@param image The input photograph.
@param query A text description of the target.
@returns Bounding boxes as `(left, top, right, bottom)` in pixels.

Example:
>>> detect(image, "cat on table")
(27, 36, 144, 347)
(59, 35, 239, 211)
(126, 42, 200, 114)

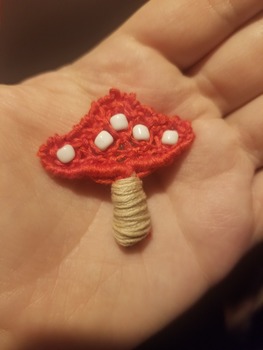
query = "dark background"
(0, 0, 147, 83)
(1, 1, 263, 349)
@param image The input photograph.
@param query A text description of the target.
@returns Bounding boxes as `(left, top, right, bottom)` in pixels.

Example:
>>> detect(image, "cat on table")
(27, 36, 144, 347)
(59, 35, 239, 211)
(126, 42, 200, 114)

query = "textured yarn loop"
(111, 176, 151, 247)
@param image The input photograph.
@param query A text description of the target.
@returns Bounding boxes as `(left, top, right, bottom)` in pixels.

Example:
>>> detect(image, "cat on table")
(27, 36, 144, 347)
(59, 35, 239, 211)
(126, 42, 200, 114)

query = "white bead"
(110, 113, 129, 131)
(56, 144, 75, 163)
(94, 130, 114, 151)
(132, 124, 150, 141)
(161, 130, 179, 145)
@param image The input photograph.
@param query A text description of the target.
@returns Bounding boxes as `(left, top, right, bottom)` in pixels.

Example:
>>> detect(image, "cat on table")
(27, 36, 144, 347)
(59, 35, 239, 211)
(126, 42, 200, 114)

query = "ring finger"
(190, 14, 263, 117)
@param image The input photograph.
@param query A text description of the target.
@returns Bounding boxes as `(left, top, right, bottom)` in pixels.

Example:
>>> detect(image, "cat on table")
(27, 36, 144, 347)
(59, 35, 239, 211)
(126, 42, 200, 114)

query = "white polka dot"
(161, 130, 179, 145)
(132, 124, 150, 141)
(56, 144, 75, 163)
(110, 113, 129, 131)
(94, 130, 114, 151)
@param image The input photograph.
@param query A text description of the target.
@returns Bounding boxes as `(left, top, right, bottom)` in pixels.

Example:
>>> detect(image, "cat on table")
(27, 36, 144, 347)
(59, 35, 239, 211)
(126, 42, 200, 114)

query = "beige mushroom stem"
(111, 176, 151, 247)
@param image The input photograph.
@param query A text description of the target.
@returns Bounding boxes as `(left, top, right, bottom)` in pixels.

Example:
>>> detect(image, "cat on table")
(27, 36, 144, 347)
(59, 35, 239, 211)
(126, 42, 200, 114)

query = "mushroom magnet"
(38, 89, 195, 247)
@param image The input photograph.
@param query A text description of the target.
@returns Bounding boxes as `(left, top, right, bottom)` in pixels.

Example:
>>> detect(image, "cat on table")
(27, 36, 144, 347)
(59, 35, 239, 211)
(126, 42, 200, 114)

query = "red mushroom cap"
(38, 89, 195, 184)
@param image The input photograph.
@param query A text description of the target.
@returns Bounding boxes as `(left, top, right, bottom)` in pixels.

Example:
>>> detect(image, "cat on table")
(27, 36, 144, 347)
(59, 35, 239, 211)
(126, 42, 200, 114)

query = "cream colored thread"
(111, 176, 151, 247)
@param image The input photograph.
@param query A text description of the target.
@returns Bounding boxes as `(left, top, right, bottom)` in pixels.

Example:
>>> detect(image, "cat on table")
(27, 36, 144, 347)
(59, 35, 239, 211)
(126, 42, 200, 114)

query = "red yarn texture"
(38, 89, 195, 184)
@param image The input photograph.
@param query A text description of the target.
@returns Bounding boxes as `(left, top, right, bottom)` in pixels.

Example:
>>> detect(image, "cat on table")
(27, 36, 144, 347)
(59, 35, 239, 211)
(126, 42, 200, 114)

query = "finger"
(252, 170, 263, 243)
(123, 0, 263, 70)
(191, 14, 263, 116)
(227, 95, 263, 169)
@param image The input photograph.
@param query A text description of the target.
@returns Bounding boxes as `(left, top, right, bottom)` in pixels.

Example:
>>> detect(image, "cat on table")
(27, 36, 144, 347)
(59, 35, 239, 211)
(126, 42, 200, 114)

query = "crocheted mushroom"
(38, 89, 194, 246)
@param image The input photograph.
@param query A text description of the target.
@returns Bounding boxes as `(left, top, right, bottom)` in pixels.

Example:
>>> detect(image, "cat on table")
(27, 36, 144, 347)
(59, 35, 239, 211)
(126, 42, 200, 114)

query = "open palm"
(1, 0, 263, 348)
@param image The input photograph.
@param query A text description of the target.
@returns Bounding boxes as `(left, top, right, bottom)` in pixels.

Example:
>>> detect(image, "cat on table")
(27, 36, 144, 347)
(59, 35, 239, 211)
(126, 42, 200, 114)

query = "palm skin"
(0, 0, 263, 348)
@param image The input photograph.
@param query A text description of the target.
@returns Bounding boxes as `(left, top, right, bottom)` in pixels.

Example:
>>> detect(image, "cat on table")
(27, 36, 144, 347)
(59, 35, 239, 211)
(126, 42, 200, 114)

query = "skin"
(0, 0, 263, 348)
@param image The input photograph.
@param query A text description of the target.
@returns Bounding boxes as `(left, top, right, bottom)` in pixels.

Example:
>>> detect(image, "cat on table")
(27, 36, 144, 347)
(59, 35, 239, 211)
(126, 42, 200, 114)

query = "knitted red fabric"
(38, 89, 194, 184)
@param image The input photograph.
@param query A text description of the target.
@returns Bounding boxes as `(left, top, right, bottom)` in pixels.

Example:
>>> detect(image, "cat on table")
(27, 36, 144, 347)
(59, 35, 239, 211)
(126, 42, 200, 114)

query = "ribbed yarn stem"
(111, 176, 151, 247)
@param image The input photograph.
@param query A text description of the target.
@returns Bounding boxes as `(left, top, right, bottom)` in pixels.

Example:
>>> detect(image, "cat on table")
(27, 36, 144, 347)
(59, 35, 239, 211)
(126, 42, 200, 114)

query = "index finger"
(123, 0, 263, 70)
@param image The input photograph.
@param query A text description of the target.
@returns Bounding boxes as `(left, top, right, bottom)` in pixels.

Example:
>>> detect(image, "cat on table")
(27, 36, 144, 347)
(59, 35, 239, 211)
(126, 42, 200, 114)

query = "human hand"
(0, 0, 263, 348)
